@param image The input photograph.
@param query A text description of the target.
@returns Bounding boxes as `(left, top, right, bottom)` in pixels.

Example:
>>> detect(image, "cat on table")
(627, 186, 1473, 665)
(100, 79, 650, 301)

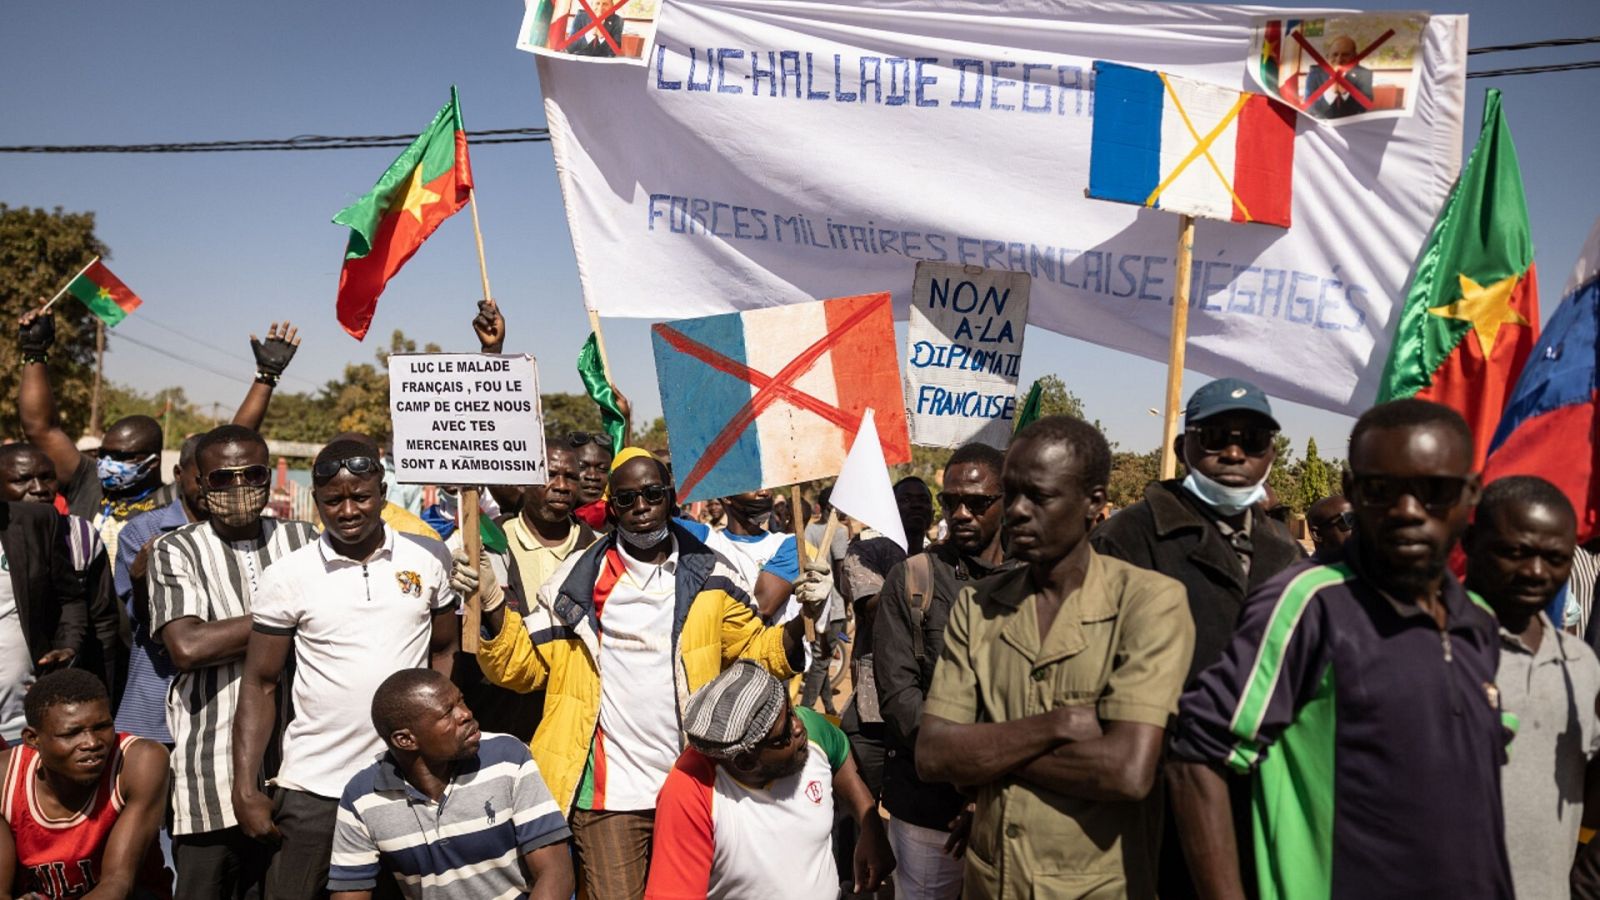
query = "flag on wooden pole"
(60, 259, 142, 327)
(829, 409, 908, 552)
(334, 87, 474, 340)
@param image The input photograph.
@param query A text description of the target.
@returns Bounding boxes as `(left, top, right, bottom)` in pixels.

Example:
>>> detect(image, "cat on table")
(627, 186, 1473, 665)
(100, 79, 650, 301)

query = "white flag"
(829, 409, 908, 552)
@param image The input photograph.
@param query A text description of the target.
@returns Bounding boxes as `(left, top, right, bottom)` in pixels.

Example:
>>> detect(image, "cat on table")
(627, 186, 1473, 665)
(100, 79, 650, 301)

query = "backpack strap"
(906, 553, 935, 666)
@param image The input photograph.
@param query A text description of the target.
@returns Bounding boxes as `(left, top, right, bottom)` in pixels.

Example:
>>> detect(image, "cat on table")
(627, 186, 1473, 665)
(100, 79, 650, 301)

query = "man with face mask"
(646, 661, 893, 899)
(16, 312, 299, 561)
(681, 488, 803, 622)
(1092, 377, 1302, 897)
(474, 448, 817, 900)
(146, 424, 317, 900)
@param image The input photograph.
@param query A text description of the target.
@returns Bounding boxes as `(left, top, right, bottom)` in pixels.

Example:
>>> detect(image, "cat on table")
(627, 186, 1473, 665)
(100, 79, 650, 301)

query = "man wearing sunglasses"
(146, 424, 317, 899)
(648, 661, 893, 899)
(869, 442, 1014, 899)
(1170, 399, 1514, 900)
(1307, 495, 1356, 564)
(475, 448, 813, 899)
(1463, 476, 1597, 900)
(1092, 377, 1303, 896)
(680, 488, 804, 623)
(233, 434, 460, 900)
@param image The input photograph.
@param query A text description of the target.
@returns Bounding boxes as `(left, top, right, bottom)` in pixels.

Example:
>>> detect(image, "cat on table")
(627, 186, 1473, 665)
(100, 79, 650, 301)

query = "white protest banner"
(535, 0, 1467, 416)
(906, 262, 1030, 448)
(389, 353, 547, 485)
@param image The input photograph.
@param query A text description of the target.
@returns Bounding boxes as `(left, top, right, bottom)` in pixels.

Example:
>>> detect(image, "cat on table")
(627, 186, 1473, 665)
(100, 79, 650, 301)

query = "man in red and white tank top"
(0, 669, 170, 900)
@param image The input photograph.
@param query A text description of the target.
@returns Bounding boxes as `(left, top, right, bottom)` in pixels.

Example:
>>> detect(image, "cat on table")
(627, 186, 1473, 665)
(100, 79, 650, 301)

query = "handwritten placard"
(905, 262, 1031, 449)
(389, 353, 547, 485)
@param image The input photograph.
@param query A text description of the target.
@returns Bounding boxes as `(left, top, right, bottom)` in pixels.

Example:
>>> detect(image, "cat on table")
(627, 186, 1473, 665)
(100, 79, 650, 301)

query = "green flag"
(1013, 381, 1043, 434)
(577, 333, 627, 455)
(479, 514, 508, 555)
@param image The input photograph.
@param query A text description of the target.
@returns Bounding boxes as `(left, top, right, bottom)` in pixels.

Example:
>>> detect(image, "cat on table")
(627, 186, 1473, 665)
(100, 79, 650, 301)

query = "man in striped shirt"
(148, 424, 316, 900)
(329, 668, 573, 900)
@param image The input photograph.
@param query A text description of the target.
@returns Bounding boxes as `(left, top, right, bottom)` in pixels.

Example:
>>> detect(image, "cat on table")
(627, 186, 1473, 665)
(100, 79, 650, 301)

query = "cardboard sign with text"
(389, 353, 547, 485)
(906, 263, 1031, 448)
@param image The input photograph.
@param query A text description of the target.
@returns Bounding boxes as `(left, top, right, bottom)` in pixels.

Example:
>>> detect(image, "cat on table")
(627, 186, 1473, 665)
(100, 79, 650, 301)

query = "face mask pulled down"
(205, 486, 269, 529)
(1182, 469, 1269, 517)
(617, 522, 671, 550)
(97, 454, 159, 492)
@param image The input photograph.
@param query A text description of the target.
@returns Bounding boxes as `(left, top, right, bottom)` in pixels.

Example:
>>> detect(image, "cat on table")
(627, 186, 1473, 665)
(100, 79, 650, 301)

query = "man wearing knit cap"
(646, 661, 893, 899)
(471, 448, 820, 899)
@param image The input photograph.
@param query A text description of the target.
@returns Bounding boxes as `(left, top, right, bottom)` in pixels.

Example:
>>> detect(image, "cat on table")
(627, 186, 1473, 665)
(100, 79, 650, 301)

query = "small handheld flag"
(577, 333, 628, 456)
(1088, 62, 1297, 228)
(46, 258, 143, 327)
(334, 87, 474, 340)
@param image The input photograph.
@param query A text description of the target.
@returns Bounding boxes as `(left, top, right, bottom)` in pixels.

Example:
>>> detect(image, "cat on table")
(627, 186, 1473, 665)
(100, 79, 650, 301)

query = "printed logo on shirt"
(805, 780, 824, 805)
(395, 570, 422, 597)
(1483, 682, 1500, 710)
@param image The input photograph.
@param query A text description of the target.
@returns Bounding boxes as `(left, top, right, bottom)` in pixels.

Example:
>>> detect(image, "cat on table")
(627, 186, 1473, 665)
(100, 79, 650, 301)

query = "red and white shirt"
(646, 707, 849, 900)
(1, 733, 171, 899)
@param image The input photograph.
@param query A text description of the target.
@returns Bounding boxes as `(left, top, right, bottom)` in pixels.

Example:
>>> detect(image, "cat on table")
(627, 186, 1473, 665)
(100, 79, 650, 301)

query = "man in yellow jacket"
(464, 448, 817, 900)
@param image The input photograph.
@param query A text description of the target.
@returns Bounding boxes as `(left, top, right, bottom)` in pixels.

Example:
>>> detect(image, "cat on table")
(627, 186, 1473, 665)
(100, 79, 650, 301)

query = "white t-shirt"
(589, 546, 682, 811)
(251, 526, 458, 798)
(0, 549, 30, 742)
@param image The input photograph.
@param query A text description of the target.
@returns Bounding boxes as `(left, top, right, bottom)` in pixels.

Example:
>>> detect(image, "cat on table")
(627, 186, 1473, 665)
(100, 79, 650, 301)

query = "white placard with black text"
(906, 262, 1030, 448)
(389, 353, 547, 485)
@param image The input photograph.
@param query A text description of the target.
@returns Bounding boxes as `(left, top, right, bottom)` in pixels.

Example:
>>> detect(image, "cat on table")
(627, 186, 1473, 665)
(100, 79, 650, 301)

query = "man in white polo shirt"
(646, 661, 893, 899)
(231, 434, 460, 900)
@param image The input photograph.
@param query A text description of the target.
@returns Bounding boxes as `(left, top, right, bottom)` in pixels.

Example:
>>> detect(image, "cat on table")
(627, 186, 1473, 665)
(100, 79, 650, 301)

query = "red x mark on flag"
(653, 297, 887, 499)
(554, 0, 627, 56)
(1293, 28, 1394, 112)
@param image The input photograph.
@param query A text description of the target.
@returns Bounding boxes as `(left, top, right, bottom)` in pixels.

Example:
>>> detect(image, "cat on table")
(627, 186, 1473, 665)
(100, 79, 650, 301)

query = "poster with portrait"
(1248, 14, 1429, 124)
(516, 0, 660, 63)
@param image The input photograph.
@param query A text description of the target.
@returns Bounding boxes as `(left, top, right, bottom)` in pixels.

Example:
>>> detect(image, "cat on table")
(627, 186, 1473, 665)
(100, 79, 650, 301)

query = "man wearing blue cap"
(1091, 376, 1302, 898)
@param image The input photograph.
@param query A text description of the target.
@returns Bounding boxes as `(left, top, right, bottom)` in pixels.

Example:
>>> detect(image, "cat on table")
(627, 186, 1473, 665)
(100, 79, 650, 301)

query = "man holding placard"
(474, 448, 818, 899)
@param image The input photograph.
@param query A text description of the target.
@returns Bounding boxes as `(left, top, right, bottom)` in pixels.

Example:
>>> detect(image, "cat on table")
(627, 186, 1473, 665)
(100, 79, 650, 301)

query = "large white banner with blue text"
(537, 0, 1467, 415)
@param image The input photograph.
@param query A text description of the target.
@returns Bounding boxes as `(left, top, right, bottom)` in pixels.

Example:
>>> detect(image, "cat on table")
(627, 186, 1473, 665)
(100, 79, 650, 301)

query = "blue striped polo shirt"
(328, 733, 570, 898)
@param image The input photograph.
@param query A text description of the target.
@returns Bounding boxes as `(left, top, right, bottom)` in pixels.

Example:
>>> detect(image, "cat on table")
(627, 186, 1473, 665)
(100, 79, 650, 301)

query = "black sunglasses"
(1350, 474, 1469, 513)
(937, 492, 1001, 516)
(567, 432, 611, 448)
(204, 464, 271, 490)
(1314, 510, 1356, 532)
(610, 484, 669, 508)
(1186, 424, 1276, 456)
(313, 456, 381, 480)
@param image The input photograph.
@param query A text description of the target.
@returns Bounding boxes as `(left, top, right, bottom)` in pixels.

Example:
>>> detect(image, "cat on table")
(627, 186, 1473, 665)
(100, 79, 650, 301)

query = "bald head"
(1327, 35, 1358, 66)
(102, 415, 163, 456)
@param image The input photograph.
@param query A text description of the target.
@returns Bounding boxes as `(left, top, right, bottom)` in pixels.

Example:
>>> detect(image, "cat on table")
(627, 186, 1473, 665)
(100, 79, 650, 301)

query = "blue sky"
(5, 0, 1598, 459)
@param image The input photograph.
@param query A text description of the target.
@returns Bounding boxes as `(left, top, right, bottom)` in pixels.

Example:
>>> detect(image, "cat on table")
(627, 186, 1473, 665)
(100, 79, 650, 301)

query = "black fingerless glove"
(18, 315, 55, 357)
(251, 333, 298, 378)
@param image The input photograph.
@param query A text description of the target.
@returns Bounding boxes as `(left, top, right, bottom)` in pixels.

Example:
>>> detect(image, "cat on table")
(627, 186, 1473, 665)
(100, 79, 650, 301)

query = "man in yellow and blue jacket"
(462, 448, 816, 900)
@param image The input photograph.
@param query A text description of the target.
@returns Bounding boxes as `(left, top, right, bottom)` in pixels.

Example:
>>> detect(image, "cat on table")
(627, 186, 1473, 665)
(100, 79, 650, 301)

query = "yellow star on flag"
(390, 164, 441, 224)
(96, 287, 113, 302)
(1426, 272, 1529, 357)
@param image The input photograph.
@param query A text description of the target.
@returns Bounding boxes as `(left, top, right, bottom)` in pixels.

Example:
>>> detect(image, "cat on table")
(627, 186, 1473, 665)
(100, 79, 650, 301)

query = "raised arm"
(472, 299, 505, 354)
(231, 321, 300, 430)
(16, 311, 82, 484)
(231, 629, 292, 844)
(84, 739, 169, 899)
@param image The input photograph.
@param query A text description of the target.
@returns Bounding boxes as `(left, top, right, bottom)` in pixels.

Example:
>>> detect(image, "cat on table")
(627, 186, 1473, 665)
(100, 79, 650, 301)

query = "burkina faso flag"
(1377, 89, 1539, 468)
(65, 259, 143, 327)
(334, 87, 473, 340)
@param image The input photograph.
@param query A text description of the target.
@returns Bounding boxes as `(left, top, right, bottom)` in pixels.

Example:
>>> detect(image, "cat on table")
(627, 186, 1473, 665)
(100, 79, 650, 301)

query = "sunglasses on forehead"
(204, 464, 271, 490)
(566, 432, 611, 448)
(312, 456, 381, 480)
(610, 484, 669, 508)
(1186, 424, 1276, 456)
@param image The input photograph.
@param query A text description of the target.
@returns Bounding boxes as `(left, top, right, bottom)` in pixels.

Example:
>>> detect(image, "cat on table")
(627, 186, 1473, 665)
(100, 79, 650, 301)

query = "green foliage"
(0, 206, 110, 439)
(1107, 448, 1162, 507)
(1029, 374, 1086, 421)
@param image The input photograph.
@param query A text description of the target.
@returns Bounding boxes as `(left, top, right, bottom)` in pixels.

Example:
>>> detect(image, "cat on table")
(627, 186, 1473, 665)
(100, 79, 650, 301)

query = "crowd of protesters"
(1, 297, 1598, 900)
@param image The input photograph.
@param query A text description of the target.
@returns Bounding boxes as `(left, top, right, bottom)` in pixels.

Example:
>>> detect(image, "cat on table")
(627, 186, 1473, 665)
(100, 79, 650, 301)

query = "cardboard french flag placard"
(651, 293, 911, 502)
(1088, 61, 1297, 228)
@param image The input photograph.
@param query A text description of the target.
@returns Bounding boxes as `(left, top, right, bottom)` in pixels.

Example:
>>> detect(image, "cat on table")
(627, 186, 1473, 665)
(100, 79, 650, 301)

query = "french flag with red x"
(651, 293, 911, 502)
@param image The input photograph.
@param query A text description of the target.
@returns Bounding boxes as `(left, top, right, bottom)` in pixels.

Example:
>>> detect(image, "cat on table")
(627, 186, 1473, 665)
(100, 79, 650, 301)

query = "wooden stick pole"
(461, 188, 493, 653)
(460, 489, 482, 654)
(89, 321, 105, 435)
(586, 308, 614, 379)
(40, 256, 99, 314)
(788, 485, 816, 641)
(1158, 214, 1197, 480)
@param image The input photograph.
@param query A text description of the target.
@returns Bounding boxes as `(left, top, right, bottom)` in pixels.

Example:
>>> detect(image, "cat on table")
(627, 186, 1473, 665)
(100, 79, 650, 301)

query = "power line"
(1469, 35, 1600, 55)
(109, 329, 256, 386)
(1468, 60, 1600, 78)
(124, 315, 324, 391)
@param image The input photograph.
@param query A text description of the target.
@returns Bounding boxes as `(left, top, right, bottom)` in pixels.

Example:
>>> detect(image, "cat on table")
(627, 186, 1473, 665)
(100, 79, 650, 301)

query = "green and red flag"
(334, 87, 473, 340)
(577, 332, 627, 456)
(1377, 89, 1539, 468)
(62, 258, 142, 327)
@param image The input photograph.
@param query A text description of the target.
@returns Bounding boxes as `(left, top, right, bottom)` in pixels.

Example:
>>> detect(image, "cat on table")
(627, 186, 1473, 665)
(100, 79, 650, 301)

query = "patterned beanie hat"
(682, 660, 789, 760)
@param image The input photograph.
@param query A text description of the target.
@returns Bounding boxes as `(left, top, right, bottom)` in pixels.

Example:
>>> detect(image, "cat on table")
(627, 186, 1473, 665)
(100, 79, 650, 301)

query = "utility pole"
(88, 321, 105, 435)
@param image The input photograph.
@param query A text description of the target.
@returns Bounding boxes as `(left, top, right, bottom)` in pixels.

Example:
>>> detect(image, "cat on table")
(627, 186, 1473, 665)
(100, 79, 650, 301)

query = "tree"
(0, 205, 111, 439)
(1107, 447, 1162, 507)
(1294, 437, 1336, 512)
(1027, 374, 1086, 420)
